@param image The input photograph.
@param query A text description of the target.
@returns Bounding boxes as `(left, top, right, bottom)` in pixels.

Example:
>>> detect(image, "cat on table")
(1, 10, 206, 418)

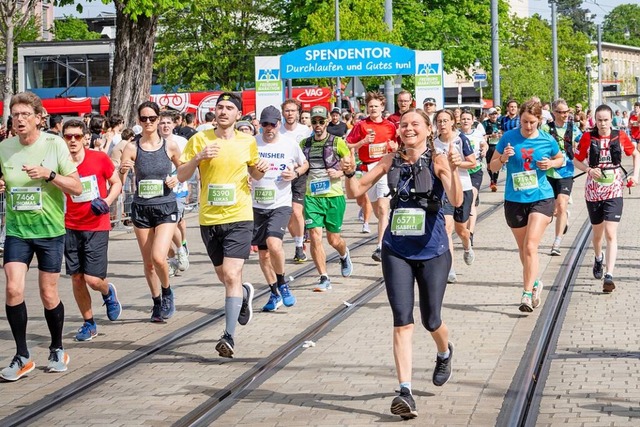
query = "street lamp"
(613, 61, 619, 95)
(585, 54, 592, 111)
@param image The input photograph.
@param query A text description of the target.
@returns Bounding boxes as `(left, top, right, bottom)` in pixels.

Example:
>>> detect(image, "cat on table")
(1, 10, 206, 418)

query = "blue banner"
(281, 40, 416, 79)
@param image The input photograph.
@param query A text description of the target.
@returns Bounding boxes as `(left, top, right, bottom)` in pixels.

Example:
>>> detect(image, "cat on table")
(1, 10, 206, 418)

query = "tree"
(53, 15, 102, 41)
(0, 0, 38, 125)
(602, 4, 640, 47)
(555, 0, 595, 37)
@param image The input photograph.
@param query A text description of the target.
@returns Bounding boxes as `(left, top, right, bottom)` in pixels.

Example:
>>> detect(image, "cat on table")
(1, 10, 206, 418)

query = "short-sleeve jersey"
(346, 118, 397, 164)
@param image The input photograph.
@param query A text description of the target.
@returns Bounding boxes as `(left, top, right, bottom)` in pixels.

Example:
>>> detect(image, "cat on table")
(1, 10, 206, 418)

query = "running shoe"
(463, 248, 475, 265)
(262, 293, 283, 312)
(358, 208, 364, 223)
(168, 258, 179, 277)
(490, 183, 497, 192)
(177, 247, 189, 271)
(161, 288, 176, 319)
(340, 248, 353, 277)
(593, 256, 604, 280)
(215, 332, 235, 358)
(238, 282, 254, 325)
(447, 271, 457, 284)
(433, 342, 454, 386)
(293, 246, 307, 263)
(0, 354, 35, 381)
(313, 276, 332, 292)
(361, 222, 371, 233)
(390, 386, 418, 420)
(603, 274, 616, 293)
(75, 321, 98, 341)
(46, 348, 70, 373)
(102, 283, 122, 321)
(532, 280, 544, 309)
(278, 283, 296, 307)
(150, 303, 164, 323)
(372, 247, 382, 262)
(519, 291, 533, 313)
(550, 243, 561, 256)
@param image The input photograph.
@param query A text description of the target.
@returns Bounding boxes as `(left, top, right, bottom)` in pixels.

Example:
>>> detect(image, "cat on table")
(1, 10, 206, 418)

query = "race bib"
(489, 137, 499, 145)
(368, 143, 387, 159)
(138, 179, 164, 199)
(310, 177, 331, 195)
(594, 171, 615, 186)
(254, 186, 276, 204)
(512, 170, 538, 191)
(391, 208, 426, 236)
(71, 175, 99, 203)
(11, 187, 42, 211)
(207, 183, 236, 206)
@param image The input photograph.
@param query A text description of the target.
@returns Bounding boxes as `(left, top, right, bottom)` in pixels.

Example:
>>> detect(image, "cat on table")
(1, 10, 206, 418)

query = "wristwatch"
(45, 171, 57, 183)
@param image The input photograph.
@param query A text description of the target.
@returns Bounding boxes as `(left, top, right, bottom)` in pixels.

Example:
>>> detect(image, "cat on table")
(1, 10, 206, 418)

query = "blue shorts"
(3, 235, 65, 273)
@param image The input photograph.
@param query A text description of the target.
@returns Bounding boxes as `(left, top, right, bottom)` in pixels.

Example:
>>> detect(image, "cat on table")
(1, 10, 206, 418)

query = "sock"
(523, 291, 532, 297)
(554, 236, 562, 245)
(399, 382, 412, 392)
(182, 240, 187, 246)
(152, 296, 162, 306)
(162, 286, 172, 296)
(44, 301, 65, 350)
(6, 302, 29, 358)
(341, 248, 350, 260)
(225, 296, 242, 338)
(438, 349, 451, 359)
(320, 274, 329, 281)
(293, 236, 303, 247)
(85, 317, 96, 325)
(276, 273, 286, 285)
(596, 254, 604, 261)
(269, 282, 278, 295)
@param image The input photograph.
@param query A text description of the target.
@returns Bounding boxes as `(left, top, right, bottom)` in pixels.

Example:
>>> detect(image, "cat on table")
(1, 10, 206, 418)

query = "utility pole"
(335, 0, 341, 109)
(550, 0, 559, 99)
(491, 0, 500, 109)
(384, 0, 394, 109)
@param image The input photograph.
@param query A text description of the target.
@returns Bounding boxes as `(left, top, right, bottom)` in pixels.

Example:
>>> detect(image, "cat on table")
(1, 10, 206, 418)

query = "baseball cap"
(310, 106, 328, 119)
(422, 97, 436, 105)
(488, 108, 498, 114)
(259, 106, 281, 125)
(330, 107, 341, 115)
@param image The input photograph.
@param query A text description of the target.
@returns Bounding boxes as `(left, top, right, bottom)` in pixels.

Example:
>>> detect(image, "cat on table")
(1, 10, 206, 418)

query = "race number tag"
(512, 170, 538, 191)
(11, 187, 42, 211)
(207, 183, 236, 206)
(489, 137, 499, 145)
(71, 175, 99, 203)
(254, 186, 276, 204)
(391, 208, 426, 236)
(310, 177, 331, 195)
(138, 179, 164, 198)
(368, 143, 387, 159)
(594, 171, 615, 186)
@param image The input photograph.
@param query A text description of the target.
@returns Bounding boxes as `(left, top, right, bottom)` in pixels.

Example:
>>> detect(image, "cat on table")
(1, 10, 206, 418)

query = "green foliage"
(53, 15, 101, 41)
(602, 4, 640, 47)
(54, 0, 189, 21)
(555, 0, 595, 37)
(0, 14, 40, 62)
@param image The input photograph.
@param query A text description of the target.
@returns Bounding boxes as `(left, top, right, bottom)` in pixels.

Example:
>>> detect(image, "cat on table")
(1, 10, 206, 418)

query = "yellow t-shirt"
(180, 129, 259, 225)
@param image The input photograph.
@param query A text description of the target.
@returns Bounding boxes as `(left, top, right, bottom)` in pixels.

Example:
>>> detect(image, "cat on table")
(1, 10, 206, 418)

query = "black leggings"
(381, 247, 451, 331)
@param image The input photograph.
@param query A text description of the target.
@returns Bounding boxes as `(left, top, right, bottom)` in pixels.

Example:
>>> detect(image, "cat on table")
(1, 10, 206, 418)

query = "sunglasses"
(139, 115, 158, 123)
(261, 122, 277, 128)
(63, 134, 84, 142)
(311, 119, 326, 125)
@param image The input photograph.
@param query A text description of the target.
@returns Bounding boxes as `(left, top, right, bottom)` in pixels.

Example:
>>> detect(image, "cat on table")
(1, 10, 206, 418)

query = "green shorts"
(304, 195, 346, 233)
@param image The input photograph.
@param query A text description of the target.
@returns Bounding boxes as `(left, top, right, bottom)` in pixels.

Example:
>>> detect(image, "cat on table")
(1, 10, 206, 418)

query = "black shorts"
(547, 176, 573, 198)
(252, 206, 293, 250)
(586, 197, 623, 225)
(131, 201, 178, 229)
(291, 175, 307, 205)
(64, 229, 109, 278)
(443, 189, 474, 223)
(470, 170, 483, 192)
(200, 220, 253, 267)
(3, 235, 65, 273)
(504, 198, 555, 229)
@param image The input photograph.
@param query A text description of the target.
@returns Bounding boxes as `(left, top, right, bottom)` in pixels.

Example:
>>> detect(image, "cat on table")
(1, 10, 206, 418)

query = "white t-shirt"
(279, 122, 311, 145)
(435, 133, 473, 191)
(252, 134, 306, 209)
(196, 123, 215, 132)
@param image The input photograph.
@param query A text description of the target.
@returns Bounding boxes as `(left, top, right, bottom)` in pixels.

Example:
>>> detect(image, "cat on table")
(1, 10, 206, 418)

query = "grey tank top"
(133, 138, 176, 205)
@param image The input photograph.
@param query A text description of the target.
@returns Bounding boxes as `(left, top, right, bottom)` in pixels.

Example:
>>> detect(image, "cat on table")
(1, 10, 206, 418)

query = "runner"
(118, 101, 182, 323)
(62, 119, 123, 341)
(177, 92, 270, 358)
(0, 92, 82, 381)
(341, 108, 462, 420)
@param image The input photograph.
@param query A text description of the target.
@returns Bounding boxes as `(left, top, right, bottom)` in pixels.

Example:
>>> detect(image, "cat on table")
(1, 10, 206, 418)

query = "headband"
(216, 93, 242, 111)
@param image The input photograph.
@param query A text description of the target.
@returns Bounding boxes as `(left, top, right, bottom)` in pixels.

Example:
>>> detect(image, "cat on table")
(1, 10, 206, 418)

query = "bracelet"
(119, 168, 127, 174)
(344, 171, 356, 178)
(500, 156, 507, 164)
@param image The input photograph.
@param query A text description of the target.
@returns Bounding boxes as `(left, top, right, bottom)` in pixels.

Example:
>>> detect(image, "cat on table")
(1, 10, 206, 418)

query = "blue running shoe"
(278, 283, 296, 307)
(150, 303, 164, 323)
(313, 276, 332, 292)
(340, 248, 353, 277)
(75, 321, 98, 341)
(263, 293, 282, 312)
(102, 283, 122, 321)
(161, 288, 176, 319)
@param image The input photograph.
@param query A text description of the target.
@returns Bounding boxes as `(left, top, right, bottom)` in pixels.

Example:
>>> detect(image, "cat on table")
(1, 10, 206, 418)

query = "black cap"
(331, 107, 341, 115)
(422, 97, 436, 105)
(259, 106, 281, 125)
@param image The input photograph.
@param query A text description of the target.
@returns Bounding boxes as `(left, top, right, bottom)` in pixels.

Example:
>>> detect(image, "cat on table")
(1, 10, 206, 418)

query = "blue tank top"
(133, 138, 176, 206)
(382, 161, 449, 260)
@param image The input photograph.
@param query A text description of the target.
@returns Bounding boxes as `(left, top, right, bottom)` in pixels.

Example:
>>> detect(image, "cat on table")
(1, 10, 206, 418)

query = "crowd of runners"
(0, 88, 639, 421)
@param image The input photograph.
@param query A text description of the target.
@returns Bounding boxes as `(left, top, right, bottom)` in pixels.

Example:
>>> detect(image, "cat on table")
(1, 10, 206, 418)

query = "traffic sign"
(473, 73, 487, 82)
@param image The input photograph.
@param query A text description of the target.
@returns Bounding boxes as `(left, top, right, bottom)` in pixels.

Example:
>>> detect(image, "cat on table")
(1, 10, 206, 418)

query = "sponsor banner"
(255, 56, 283, 118)
(414, 50, 444, 109)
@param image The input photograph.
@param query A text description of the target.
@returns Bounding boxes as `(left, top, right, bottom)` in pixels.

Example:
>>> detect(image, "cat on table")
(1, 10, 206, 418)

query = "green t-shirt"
(300, 135, 350, 197)
(0, 132, 77, 238)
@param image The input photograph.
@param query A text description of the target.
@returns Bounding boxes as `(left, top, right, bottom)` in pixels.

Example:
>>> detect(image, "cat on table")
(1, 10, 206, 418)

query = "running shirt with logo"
(279, 122, 311, 145)
(133, 139, 176, 206)
(300, 135, 350, 198)
(346, 118, 397, 165)
(180, 129, 259, 225)
(541, 122, 581, 179)
(0, 132, 77, 238)
(434, 133, 474, 191)
(462, 129, 485, 174)
(496, 129, 559, 203)
(252, 134, 306, 209)
(574, 131, 635, 202)
(65, 149, 114, 231)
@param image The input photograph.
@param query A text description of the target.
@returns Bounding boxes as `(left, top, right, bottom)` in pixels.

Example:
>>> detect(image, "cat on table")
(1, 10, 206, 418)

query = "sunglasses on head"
(139, 115, 158, 123)
(63, 133, 84, 142)
(311, 119, 326, 125)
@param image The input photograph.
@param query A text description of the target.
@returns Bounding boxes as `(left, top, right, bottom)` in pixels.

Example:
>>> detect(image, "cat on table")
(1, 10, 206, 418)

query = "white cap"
(132, 124, 143, 135)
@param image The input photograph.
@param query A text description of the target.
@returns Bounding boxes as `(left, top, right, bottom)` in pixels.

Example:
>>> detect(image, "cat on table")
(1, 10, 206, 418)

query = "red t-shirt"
(65, 149, 115, 231)
(387, 113, 401, 127)
(629, 112, 640, 141)
(346, 117, 397, 164)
